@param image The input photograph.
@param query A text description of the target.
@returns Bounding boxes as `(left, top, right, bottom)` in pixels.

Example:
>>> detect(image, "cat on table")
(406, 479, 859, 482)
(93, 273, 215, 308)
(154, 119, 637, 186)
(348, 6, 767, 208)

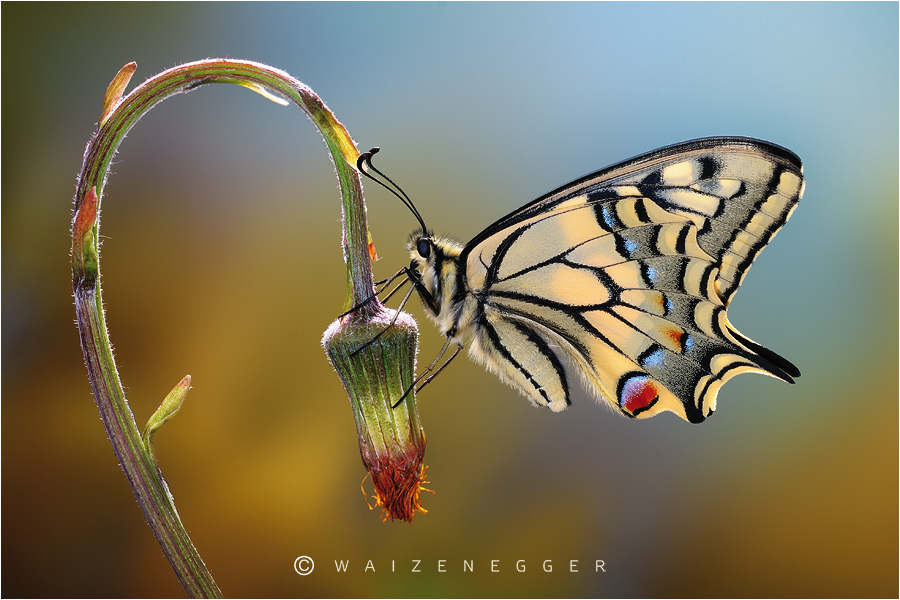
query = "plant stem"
(72, 59, 371, 597)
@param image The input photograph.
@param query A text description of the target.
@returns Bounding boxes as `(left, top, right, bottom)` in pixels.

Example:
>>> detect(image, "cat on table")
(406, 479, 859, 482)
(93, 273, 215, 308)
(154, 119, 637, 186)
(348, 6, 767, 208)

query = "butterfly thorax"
(407, 234, 470, 339)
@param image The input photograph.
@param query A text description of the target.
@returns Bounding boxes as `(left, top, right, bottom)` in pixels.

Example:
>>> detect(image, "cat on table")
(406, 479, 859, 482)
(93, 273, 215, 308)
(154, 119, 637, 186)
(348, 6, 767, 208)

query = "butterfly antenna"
(357, 148, 428, 234)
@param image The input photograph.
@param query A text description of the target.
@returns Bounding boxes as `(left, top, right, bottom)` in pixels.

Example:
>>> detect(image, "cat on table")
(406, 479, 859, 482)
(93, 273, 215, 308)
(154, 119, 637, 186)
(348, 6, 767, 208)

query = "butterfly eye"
(417, 238, 431, 259)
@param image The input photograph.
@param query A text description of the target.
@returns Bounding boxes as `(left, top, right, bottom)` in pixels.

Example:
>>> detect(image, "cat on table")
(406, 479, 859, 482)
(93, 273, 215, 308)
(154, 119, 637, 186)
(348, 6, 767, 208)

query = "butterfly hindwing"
(451, 138, 803, 422)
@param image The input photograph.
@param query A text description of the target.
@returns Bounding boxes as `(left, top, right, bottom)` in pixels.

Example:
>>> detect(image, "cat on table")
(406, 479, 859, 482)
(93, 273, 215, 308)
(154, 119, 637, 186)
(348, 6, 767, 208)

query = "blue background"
(3, 3, 897, 597)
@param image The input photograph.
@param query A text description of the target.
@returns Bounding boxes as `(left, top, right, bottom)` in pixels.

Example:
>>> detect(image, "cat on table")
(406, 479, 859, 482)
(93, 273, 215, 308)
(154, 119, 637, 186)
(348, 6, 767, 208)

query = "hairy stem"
(72, 59, 371, 597)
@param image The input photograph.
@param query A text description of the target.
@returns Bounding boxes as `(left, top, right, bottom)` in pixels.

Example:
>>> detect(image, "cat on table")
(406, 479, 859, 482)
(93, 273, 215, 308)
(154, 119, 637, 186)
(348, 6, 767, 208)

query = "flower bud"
(322, 304, 429, 522)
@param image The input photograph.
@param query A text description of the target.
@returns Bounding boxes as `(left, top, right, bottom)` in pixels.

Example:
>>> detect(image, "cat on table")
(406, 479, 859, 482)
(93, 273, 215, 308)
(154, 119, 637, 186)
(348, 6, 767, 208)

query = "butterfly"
(360, 137, 803, 423)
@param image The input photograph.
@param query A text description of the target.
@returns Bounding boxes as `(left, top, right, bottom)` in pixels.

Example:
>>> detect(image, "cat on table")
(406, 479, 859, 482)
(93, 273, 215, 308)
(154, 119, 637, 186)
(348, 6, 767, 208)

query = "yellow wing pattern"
(456, 138, 803, 422)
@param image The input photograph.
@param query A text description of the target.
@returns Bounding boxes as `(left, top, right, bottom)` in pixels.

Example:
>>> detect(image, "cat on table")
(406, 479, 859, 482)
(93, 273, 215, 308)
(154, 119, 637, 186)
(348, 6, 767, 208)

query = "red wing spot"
(621, 376, 660, 416)
(661, 325, 686, 351)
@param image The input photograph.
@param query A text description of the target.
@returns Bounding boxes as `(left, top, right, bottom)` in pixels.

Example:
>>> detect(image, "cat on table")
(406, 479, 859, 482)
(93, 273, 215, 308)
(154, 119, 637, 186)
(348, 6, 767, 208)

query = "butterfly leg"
(350, 258, 444, 357)
(414, 341, 463, 394)
(391, 335, 463, 408)
(374, 270, 417, 306)
(350, 281, 418, 357)
(337, 266, 411, 319)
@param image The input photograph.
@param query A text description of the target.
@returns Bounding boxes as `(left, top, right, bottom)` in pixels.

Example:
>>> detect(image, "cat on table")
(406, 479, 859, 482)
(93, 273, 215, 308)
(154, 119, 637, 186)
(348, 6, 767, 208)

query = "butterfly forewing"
(453, 137, 803, 422)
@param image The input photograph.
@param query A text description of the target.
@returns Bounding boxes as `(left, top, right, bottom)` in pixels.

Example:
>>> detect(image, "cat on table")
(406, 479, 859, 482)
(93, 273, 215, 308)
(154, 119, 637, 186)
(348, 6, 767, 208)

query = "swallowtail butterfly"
(363, 137, 803, 423)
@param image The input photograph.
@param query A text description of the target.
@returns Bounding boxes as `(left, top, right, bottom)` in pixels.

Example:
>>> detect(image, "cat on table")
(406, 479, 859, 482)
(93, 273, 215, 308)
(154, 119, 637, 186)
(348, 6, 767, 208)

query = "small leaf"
(72, 187, 99, 277)
(142, 375, 191, 462)
(73, 186, 98, 241)
(100, 62, 137, 125)
(367, 231, 378, 262)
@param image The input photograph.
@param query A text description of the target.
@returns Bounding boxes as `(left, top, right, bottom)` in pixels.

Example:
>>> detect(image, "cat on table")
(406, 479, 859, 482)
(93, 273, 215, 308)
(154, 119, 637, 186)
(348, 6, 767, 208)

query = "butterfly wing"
(459, 137, 803, 422)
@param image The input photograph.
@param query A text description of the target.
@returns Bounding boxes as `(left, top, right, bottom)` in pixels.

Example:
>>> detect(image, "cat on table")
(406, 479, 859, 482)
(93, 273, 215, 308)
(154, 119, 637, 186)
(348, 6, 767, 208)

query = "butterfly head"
(407, 232, 462, 268)
(408, 229, 435, 259)
(407, 231, 437, 275)
(407, 232, 464, 320)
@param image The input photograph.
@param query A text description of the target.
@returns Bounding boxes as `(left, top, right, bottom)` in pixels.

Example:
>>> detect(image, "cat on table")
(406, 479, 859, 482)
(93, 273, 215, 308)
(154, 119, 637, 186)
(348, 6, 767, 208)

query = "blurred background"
(2, 3, 897, 597)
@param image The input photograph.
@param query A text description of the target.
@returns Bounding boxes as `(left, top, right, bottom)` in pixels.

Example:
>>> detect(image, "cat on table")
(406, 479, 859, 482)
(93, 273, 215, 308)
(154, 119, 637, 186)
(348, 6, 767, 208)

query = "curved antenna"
(357, 148, 428, 234)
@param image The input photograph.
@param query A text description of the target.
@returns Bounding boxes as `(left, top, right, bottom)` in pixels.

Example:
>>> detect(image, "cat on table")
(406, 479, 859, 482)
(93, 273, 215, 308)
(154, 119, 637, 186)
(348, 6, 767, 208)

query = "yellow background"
(3, 3, 897, 597)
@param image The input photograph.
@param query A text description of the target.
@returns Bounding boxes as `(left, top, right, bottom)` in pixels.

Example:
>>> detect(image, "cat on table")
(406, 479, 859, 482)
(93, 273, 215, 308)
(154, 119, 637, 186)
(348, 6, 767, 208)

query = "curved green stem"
(71, 59, 372, 597)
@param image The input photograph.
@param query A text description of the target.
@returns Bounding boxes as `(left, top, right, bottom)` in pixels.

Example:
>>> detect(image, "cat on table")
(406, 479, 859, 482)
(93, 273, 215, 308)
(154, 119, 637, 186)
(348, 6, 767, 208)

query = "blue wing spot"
(684, 335, 695, 352)
(602, 206, 618, 230)
(641, 349, 666, 368)
(665, 296, 674, 314)
(624, 238, 639, 256)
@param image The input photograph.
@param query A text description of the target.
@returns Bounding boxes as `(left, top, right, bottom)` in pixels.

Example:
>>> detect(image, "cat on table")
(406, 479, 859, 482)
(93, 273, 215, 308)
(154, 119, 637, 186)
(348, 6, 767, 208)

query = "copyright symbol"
(294, 555, 314, 576)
